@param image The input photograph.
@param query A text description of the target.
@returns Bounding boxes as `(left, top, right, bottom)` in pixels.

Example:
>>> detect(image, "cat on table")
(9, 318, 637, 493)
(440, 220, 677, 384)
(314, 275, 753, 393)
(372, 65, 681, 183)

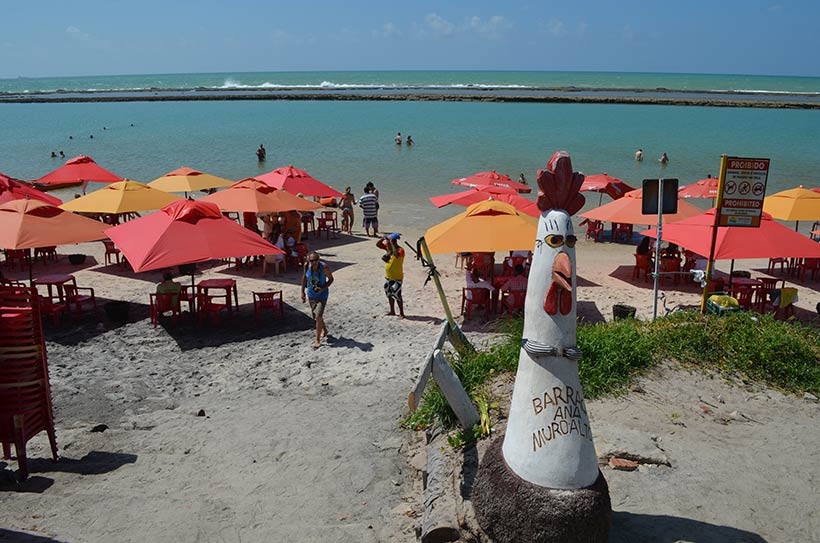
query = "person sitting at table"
(661, 242, 680, 259)
(502, 264, 528, 293)
(465, 263, 494, 300)
(285, 231, 298, 257)
(156, 270, 182, 305)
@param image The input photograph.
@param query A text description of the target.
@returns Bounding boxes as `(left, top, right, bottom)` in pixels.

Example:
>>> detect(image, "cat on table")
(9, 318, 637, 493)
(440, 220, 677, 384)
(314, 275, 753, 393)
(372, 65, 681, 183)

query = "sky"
(2, 0, 819, 78)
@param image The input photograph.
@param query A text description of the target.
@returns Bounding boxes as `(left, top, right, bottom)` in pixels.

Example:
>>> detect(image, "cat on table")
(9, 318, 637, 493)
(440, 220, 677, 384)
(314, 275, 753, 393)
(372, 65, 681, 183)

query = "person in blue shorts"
(301, 251, 334, 348)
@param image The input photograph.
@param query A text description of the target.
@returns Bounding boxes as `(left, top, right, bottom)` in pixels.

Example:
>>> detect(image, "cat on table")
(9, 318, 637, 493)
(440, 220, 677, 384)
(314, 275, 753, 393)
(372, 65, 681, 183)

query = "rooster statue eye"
(565, 235, 577, 248)
(545, 234, 564, 248)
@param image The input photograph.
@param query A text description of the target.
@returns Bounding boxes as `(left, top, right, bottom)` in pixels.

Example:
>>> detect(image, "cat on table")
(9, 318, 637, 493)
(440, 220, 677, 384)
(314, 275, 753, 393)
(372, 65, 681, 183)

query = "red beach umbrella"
(0, 173, 62, 206)
(451, 171, 532, 193)
(256, 165, 342, 198)
(429, 185, 517, 206)
(201, 178, 324, 213)
(0, 199, 106, 250)
(679, 177, 719, 199)
(104, 199, 284, 272)
(580, 173, 635, 202)
(33, 155, 122, 192)
(641, 209, 820, 260)
(429, 187, 539, 217)
(580, 189, 703, 226)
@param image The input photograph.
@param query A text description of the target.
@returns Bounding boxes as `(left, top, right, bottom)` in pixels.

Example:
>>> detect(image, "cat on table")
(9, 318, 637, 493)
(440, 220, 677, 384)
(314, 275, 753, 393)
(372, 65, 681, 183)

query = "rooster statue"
(473, 151, 611, 542)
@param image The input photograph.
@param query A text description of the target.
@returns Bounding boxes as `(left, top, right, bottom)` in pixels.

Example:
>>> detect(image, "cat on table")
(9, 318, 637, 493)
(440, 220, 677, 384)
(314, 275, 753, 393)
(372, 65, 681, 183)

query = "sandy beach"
(2, 213, 820, 542)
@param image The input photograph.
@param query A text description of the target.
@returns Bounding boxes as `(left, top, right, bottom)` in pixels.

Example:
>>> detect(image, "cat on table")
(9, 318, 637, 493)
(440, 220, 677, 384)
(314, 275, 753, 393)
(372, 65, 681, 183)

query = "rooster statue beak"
(544, 251, 573, 316)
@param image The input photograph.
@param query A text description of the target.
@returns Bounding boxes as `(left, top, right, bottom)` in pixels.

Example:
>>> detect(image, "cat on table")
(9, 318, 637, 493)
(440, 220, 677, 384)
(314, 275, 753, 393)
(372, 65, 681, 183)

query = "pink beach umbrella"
(33, 155, 122, 192)
(0, 173, 63, 206)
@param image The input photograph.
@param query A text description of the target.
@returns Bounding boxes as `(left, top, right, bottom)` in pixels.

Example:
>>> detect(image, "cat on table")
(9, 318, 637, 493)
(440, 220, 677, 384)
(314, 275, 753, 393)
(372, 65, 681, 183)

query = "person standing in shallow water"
(635, 149, 643, 162)
(394, 132, 402, 145)
(406, 135, 414, 146)
(256, 144, 266, 162)
(659, 152, 669, 165)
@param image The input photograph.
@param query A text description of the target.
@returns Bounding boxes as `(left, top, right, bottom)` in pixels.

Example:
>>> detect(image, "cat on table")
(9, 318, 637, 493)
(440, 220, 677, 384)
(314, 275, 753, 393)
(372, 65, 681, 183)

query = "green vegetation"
(405, 311, 820, 432)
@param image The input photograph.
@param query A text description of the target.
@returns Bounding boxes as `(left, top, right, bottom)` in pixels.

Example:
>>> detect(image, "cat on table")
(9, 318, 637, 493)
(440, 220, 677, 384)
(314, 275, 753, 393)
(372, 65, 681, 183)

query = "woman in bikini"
(340, 186, 356, 234)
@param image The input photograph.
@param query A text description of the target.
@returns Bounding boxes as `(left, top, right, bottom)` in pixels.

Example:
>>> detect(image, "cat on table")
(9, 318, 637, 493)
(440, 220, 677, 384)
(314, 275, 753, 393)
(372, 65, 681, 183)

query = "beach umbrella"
(641, 209, 820, 260)
(762, 187, 820, 230)
(424, 200, 538, 254)
(579, 173, 635, 204)
(33, 155, 122, 192)
(450, 170, 532, 193)
(105, 200, 283, 273)
(0, 199, 106, 250)
(201, 178, 324, 213)
(0, 173, 62, 206)
(148, 167, 233, 194)
(429, 188, 539, 217)
(580, 188, 703, 226)
(256, 165, 343, 198)
(429, 185, 517, 207)
(59, 180, 182, 214)
(679, 177, 719, 199)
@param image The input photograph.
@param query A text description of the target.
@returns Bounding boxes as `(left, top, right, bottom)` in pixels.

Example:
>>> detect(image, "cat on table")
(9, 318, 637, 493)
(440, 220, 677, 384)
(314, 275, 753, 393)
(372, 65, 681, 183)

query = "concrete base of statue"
(473, 438, 611, 543)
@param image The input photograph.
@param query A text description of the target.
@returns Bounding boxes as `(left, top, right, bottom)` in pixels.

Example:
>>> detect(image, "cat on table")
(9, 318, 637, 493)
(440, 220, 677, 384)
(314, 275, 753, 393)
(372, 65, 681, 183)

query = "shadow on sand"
(610, 510, 768, 543)
(0, 529, 70, 542)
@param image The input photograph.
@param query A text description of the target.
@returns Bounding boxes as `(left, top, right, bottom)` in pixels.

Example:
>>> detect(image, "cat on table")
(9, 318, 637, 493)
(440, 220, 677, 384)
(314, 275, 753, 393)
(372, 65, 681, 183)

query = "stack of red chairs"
(0, 286, 59, 480)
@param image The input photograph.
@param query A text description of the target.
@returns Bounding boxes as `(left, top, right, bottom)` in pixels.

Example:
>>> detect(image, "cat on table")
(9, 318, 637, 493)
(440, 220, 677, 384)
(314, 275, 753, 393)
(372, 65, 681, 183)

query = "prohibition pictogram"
(752, 182, 765, 196)
(739, 181, 751, 195)
(725, 180, 737, 194)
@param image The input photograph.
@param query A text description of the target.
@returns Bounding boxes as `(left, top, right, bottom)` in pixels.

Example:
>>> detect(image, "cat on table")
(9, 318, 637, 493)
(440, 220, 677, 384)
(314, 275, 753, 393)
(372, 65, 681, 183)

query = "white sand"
(2, 217, 819, 542)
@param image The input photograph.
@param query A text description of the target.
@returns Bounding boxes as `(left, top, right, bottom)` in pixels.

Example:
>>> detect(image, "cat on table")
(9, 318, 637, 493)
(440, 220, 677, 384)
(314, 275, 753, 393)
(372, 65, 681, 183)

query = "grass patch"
(406, 311, 820, 431)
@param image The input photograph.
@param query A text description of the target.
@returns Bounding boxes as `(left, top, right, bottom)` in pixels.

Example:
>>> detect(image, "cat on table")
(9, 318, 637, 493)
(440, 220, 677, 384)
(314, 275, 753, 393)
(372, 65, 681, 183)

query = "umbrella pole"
(701, 155, 728, 313)
(727, 260, 735, 290)
(418, 238, 470, 351)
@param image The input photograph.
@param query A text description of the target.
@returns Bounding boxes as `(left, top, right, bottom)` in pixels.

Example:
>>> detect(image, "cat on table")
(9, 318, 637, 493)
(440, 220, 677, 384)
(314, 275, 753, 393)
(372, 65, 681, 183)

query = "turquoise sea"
(2, 71, 820, 233)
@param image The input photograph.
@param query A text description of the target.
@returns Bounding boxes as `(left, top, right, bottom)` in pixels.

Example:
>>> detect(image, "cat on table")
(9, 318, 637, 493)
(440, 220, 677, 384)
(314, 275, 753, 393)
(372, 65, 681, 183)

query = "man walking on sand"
(377, 233, 405, 317)
(359, 184, 379, 237)
(301, 251, 334, 349)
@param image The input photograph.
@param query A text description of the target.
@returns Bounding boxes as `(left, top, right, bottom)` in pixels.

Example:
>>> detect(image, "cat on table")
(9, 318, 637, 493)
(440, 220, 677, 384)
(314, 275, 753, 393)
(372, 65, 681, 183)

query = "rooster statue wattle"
(473, 151, 610, 543)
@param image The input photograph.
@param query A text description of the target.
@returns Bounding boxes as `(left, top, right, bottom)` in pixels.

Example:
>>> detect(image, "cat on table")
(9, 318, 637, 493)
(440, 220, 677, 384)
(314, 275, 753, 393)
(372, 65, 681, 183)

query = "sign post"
(699, 156, 769, 312)
(642, 178, 678, 320)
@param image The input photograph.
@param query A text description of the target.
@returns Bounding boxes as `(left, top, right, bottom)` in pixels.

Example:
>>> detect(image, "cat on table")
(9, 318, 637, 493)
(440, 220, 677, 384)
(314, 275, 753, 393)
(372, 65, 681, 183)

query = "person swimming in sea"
(394, 132, 402, 145)
(406, 135, 414, 146)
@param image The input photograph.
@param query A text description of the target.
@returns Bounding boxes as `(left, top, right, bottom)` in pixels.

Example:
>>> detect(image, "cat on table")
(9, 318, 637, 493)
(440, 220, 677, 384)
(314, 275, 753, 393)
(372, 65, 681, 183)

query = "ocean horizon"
(2, 70, 820, 235)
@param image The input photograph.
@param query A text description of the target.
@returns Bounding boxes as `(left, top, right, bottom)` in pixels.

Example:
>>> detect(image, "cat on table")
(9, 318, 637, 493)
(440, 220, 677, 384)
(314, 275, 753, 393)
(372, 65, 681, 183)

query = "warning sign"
(719, 157, 769, 227)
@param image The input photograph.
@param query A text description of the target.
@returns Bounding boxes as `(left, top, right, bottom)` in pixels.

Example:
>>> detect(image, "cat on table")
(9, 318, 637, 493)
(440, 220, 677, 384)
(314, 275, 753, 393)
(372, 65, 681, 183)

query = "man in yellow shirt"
(377, 233, 405, 317)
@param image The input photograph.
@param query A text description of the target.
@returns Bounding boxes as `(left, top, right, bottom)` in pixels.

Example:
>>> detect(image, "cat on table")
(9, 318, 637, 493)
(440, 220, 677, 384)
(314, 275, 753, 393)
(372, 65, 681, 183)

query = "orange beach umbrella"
(148, 167, 233, 193)
(424, 200, 538, 254)
(201, 178, 324, 213)
(59, 180, 182, 214)
(762, 187, 820, 222)
(0, 199, 106, 250)
(580, 189, 703, 226)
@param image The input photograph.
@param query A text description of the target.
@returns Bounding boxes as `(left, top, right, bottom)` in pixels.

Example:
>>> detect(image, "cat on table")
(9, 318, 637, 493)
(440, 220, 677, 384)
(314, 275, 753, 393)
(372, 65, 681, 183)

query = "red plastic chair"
(767, 257, 787, 275)
(633, 254, 652, 282)
(461, 287, 491, 320)
(287, 243, 309, 269)
(34, 246, 58, 265)
(64, 284, 97, 316)
(4, 249, 31, 272)
(470, 253, 494, 280)
(197, 293, 229, 325)
(38, 298, 66, 327)
(797, 258, 820, 281)
(584, 220, 605, 242)
(150, 292, 181, 327)
(103, 240, 122, 266)
(253, 291, 284, 322)
(612, 223, 633, 242)
(0, 286, 59, 480)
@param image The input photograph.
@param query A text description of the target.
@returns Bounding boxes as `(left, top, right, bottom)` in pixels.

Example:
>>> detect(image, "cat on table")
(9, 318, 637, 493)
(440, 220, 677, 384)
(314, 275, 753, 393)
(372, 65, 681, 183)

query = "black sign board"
(641, 178, 679, 215)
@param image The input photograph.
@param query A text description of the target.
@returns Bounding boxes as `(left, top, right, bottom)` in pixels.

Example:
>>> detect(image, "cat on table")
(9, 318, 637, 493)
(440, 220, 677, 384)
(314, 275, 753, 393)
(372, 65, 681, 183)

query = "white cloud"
(546, 18, 566, 37)
(425, 13, 455, 36)
(467, 15, 512, 38)
(65, 26, 91, 40)
(373, 22, 400, 39)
